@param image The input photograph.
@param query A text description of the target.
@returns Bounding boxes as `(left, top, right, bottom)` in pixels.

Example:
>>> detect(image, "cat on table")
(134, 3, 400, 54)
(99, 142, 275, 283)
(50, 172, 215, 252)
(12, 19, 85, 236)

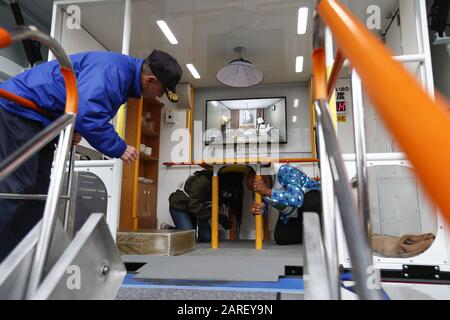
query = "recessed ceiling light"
(156, 20, 178, 45)
(186, 64, 201, 79)
(292, 115, 298, 123)
(297, 7, 309, 35)
(293, 99, 299, 108)
(295, 56, 304, 73)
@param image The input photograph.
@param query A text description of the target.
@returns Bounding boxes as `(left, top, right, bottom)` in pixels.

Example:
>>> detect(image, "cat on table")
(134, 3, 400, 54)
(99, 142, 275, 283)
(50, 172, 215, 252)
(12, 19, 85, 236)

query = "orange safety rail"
(0, 27, 78, 116)
(326, 49, 345, 101)
(61, 68, 78, 115)
(0, 28, 12, 48)
(162, 158, 320, 167)
(312, 48, 327, 100)
(0, 88, 54, 118)
(316, 0, 450, 225)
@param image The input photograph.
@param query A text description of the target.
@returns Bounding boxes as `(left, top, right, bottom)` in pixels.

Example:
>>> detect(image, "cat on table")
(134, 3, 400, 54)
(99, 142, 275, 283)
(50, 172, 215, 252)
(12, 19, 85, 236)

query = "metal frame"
(312, 9, 381, 300)
(0, 26, 78, 299)
(0, 25, 125, 300)
(303, 211, 332, 300)
(32, 214, 126, 300)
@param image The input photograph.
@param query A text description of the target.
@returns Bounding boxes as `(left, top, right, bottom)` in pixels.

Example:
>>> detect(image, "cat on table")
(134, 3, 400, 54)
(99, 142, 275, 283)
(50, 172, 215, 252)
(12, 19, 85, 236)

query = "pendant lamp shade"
(216, 47, 264, 87)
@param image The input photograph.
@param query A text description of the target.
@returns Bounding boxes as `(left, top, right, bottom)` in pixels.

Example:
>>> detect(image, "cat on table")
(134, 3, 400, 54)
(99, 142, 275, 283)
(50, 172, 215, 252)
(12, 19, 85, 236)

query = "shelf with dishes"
(139, 143, 158, 161)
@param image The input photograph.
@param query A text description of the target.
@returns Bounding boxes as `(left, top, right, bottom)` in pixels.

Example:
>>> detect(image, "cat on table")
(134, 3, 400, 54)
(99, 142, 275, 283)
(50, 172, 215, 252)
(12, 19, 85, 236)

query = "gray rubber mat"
(126, 241, 303, 282)
(116, 287, 279, 300)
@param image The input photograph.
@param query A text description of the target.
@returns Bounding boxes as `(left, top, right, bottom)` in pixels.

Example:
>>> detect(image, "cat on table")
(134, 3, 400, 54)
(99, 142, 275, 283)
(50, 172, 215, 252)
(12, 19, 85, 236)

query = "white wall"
(263, 99, 287, 142)
(205, 101, 222, 132)
(59, 12, 107, 55)
(194, 82, 312, 160)
(156, 96, 196, 227)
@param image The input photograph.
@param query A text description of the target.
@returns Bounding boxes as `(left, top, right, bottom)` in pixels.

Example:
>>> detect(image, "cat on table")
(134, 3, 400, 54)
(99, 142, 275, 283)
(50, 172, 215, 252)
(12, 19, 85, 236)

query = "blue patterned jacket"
(263, 164, 321, 223)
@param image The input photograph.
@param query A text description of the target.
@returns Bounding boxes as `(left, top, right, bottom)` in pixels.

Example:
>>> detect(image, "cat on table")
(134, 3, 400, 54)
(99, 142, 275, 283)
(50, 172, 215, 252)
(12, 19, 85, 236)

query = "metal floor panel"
(122, 241, 303, 282)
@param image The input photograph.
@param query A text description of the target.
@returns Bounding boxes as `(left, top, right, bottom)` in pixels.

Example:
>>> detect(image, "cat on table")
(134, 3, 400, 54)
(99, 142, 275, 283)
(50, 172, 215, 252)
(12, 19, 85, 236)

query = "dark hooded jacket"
(168, 170, 213, 219)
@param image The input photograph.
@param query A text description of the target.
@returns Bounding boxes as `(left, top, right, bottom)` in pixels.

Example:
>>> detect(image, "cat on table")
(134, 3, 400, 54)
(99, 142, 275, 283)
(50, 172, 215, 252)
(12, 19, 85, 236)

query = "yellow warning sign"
(337, 115, 347, 122)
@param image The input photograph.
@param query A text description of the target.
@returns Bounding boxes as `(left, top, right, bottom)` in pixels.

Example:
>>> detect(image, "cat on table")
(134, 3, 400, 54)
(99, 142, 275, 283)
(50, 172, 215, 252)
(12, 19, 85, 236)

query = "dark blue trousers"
(169, 207, 211, 242)
(0, 107, 55, 262)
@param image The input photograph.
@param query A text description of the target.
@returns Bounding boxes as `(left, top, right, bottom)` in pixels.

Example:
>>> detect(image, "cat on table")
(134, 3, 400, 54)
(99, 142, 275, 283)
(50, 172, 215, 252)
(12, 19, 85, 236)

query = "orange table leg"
(211, 173, 219, 249)
(255, 173, 263, 250)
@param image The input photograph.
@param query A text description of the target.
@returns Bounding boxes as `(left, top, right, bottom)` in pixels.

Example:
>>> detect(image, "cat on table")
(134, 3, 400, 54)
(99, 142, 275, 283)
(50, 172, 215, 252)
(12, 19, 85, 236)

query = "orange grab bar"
(0, 89, 54, 118)
(327, 49, 345, 100)
(0, 28, 12, 48)
(312, 48, 327, 100)
(0, 27, 78, 116)
(61, 67, 78, 115)
(163, 158, 320, 166)
(317, 0, 450, 225)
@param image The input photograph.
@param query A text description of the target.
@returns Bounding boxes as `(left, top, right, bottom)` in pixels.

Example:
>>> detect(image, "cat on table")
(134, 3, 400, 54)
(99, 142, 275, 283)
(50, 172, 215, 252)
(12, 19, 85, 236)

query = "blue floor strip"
(121, 273, 304, 293)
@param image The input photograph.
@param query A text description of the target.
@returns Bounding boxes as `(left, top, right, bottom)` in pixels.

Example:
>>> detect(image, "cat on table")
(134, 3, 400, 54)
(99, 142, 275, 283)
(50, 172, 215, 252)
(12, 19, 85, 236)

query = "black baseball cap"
(145, 49, 182, 103)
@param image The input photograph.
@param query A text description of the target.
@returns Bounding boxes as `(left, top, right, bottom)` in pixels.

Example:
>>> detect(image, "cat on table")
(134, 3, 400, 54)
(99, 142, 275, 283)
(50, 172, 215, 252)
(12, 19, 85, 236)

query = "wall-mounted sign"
(336, 86, 350, 115)
(337, 100, 347, 112)
(337, 115, 347, 122)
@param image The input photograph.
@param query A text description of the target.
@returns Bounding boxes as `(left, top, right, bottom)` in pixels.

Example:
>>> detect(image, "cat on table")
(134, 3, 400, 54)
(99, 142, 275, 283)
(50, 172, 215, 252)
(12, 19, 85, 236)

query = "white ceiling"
(58, 0, 399, 88)
(215, 97, 283, 110)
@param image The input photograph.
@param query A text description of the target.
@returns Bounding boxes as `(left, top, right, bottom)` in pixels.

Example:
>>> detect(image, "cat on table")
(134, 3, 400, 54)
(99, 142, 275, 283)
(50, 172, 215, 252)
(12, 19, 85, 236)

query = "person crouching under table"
(246, 164, 322, 245)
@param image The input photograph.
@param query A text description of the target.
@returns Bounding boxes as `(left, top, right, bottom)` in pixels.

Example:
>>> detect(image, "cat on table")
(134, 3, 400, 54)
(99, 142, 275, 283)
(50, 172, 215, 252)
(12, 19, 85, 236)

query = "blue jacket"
(0, 51, 144, 158)
(265, 164, 321, 223)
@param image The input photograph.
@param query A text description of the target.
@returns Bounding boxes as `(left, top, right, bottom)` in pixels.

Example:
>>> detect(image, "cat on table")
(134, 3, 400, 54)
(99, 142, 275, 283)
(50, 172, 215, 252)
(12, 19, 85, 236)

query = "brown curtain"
(256, 108, 264, 122)
(231, 110, 239, 129)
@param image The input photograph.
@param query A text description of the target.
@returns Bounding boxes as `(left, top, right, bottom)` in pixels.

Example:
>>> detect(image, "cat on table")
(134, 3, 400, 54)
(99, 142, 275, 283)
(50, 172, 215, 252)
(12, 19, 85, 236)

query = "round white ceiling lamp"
(216, 47, 264, 87)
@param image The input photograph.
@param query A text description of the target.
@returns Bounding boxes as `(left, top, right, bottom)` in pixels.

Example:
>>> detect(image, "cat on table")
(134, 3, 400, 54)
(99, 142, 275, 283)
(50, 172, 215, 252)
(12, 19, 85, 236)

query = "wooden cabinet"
(119, 97, 163, 231)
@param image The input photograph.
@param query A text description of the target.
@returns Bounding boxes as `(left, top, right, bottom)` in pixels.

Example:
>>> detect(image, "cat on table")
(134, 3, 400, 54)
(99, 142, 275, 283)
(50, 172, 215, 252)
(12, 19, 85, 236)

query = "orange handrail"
(327, 49, 345, 101)
(0, 27, 78, 116)
(163, 158, 320, 167)
(316, 0, 450, 226)
(0, 28, 12, 48)
(0, 88, 54, 118)
(312, 48, 327, 100)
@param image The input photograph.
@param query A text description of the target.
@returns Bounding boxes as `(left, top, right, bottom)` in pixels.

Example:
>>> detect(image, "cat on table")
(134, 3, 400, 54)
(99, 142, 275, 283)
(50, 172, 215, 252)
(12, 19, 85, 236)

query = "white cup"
(145, 147, 152, 156)
(140, 144, 146, 153)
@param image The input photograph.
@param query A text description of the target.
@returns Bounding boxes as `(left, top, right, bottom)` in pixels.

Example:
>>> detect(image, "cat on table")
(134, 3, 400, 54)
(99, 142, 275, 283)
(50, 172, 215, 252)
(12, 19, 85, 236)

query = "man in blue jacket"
(0, 50, 182, 261)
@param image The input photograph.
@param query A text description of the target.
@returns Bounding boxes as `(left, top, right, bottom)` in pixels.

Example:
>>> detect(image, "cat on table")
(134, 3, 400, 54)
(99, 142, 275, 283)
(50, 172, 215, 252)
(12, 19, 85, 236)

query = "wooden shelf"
(146, 97, 165, 108)
(142, 127, 159, 137)
(140, 154, 158, 162)
(120, 96, 162, 231)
